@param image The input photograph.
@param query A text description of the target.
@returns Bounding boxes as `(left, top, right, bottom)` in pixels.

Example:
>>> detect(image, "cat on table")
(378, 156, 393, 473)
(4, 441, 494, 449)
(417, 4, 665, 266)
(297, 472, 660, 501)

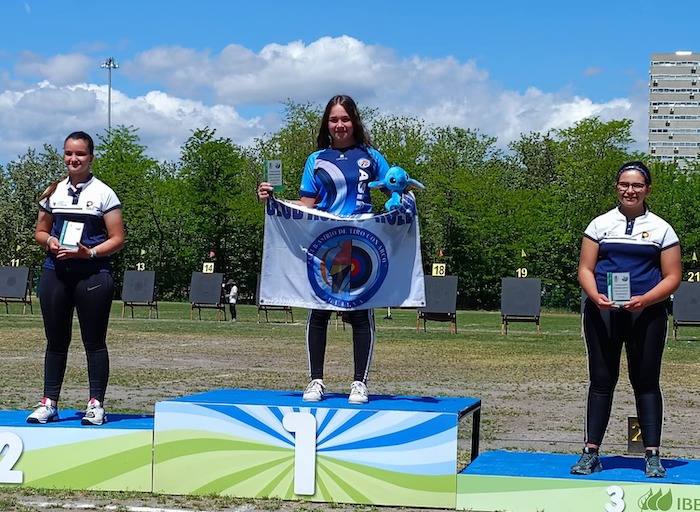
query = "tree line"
(1, 102, 699, 310)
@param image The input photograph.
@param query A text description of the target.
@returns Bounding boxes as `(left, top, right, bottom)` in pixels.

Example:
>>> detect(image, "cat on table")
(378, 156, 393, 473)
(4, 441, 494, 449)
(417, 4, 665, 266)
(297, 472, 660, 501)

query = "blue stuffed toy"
(368, 166, 425, 212)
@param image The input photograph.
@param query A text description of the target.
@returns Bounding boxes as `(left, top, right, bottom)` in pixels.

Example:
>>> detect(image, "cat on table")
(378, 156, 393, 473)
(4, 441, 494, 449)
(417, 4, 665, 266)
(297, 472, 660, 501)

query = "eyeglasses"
(616, 182, 646, 192)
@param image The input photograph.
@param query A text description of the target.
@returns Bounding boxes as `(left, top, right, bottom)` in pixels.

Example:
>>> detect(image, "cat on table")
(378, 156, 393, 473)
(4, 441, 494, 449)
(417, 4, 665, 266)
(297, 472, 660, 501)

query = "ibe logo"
(606, 486, 676, 512)
(638, 488, 673, 511)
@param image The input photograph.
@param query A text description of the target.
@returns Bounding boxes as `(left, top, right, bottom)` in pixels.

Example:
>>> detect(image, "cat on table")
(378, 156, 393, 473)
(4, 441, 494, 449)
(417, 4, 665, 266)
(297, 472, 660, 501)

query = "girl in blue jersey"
(571, 161, 681, 477)
(27, 131, 125, 426)
(258, 95, 389, 404)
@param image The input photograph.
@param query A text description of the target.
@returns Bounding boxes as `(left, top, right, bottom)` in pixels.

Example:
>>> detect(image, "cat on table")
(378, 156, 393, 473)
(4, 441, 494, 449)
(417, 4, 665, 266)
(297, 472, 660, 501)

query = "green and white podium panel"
(457, 451, 700, 512)
(0, 410, 153, 491)
(153, 389, 481, 508)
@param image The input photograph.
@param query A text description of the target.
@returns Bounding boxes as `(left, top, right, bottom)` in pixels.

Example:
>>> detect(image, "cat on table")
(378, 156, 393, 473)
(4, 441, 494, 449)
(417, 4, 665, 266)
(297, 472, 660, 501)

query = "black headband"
(617, 162, 651, 185)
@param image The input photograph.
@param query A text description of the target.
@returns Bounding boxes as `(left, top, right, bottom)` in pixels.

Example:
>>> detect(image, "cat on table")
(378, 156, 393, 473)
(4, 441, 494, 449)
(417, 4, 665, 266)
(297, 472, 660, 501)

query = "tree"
(179, 127, 260, 298)
(0, 145, 63, 273)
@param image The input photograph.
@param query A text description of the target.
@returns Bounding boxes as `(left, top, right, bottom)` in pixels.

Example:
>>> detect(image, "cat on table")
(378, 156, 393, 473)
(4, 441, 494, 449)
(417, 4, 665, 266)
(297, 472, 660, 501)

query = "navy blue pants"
(583, 300, 668, 447)
(306, 309, 376, 383)
(39, 268, 114, 403)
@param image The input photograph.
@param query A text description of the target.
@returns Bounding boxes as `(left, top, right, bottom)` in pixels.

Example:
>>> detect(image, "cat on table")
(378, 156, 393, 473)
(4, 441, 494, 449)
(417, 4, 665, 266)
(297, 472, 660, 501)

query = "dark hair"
(616, 160, 651, 185)
(39, 131, 95, 201)
(316, 95, 372, 149)
(65, 131, 95, 155)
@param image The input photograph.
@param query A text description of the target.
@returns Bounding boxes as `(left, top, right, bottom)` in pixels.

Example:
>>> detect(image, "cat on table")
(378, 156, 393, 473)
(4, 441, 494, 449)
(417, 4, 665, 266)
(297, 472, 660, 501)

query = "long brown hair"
(39, 131, 95, 202)
(316, 95, 372, 150)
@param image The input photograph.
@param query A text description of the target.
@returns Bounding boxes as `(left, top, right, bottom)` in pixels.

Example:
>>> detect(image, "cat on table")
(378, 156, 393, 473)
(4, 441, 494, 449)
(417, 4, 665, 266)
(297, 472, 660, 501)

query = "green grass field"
(1, 302, 699, 511)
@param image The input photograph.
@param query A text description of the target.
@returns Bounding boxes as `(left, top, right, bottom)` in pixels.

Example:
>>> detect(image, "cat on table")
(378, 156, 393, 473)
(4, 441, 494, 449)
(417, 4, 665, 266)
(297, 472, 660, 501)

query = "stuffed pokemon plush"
(368, 166, 425, 212)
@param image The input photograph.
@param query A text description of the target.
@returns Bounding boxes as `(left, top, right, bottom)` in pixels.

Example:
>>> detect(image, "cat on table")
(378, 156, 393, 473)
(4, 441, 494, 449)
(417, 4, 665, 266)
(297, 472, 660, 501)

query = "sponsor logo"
(638, 488, 672, 511)
(307, 227, 389, 308)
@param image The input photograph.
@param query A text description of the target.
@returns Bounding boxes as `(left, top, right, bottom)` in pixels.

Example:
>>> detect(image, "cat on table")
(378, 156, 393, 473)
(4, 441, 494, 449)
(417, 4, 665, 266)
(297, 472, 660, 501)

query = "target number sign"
(432, 263, 446, 277)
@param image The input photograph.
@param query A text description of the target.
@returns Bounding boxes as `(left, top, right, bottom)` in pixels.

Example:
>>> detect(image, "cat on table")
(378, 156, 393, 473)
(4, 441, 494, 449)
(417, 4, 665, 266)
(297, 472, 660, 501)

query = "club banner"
(260, 197, 425, 311)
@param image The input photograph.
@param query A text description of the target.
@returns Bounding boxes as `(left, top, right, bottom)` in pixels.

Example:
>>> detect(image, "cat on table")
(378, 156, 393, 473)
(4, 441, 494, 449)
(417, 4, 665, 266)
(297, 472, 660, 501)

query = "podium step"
(0, 410, 154, 491)
(154, 388, 481, 508)
(458, 450, 700, 511)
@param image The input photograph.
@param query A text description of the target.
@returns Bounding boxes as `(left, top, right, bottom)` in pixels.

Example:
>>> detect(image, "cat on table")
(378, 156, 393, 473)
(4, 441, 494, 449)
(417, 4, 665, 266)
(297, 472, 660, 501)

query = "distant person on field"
(227, 279, 238, 321)
(571, 161, 681, 478)
(27, 131, 125, 426)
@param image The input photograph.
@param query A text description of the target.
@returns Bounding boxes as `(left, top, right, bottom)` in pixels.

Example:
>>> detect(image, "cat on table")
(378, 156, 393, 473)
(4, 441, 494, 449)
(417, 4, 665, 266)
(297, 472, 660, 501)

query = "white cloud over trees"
(0, 36, 645, 163)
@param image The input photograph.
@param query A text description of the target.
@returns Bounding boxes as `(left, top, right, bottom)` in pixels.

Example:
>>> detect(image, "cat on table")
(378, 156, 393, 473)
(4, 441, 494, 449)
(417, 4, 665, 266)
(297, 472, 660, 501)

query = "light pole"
(100, 57, 119, 132)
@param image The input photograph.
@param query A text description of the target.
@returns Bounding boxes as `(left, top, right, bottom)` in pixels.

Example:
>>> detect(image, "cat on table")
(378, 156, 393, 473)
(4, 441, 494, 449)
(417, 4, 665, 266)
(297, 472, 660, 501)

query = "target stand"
(189, 272, 227, 321)
(0, 266, 33, 314)
(121, 270, 158, 319)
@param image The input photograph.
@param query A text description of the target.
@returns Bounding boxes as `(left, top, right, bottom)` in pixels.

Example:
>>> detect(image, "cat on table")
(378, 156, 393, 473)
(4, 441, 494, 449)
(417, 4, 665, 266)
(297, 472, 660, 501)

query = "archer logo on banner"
(260, 198, 425, 310)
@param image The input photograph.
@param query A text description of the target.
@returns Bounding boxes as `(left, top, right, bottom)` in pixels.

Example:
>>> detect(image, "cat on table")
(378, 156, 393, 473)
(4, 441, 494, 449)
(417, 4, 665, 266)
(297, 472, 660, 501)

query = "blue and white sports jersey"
(39, 174, 121, 271)
(584, 207, 679, 296)
(299, 145, 389, 216)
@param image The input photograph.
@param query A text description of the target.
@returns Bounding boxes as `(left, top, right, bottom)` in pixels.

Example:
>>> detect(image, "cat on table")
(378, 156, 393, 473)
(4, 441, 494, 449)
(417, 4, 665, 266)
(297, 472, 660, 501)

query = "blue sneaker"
(645, 450, 666, 478)
(570, 447, 602, 475)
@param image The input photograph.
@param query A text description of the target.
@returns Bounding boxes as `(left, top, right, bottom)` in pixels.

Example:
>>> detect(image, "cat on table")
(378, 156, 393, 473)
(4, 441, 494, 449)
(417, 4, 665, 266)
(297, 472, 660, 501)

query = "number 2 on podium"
(0, 432, 23, 483)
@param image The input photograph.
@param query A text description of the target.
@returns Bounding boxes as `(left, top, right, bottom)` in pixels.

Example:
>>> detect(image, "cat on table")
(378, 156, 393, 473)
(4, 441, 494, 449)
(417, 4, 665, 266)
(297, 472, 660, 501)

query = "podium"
(153, 389, 481, 508)
(457, 451, 700, 511)
(0, 410, 153, 491)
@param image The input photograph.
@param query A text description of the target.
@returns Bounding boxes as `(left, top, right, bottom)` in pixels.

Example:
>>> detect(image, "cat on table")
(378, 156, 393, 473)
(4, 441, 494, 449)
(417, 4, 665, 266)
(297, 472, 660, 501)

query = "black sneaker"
(645, 450, 666, 478)
(570, 447, 602, 475)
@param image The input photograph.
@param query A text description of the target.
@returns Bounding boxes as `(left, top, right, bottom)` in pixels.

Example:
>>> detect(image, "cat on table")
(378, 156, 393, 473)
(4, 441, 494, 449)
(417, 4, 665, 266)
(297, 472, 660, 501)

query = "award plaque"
(607, 272, 631, 305)
(59, 221, 85, 251)
(264, 160, 284, 192)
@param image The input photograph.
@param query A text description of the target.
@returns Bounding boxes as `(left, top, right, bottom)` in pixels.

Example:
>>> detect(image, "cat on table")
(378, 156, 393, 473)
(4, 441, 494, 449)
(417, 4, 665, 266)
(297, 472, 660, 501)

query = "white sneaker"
(348, 381, 369, 404)
(302, 379, 326, 402)
(81, 398, 107, 425)
(26, 397, 59, 424)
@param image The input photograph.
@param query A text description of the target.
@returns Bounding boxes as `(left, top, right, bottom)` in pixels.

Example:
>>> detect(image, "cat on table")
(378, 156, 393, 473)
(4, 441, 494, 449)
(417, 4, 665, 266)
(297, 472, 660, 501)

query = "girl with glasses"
(572, 161, 681, 477)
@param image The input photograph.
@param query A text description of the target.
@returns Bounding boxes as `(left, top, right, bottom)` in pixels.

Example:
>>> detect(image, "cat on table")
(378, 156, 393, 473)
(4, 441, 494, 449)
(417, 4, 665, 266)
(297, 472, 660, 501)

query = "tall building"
(649, 51, 700, 163)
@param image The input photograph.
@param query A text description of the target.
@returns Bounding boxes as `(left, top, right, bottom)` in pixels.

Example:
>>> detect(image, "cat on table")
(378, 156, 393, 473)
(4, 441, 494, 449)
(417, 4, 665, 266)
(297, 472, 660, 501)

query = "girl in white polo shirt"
(572, 161, 681, 477)
(27, 131, 125, 426)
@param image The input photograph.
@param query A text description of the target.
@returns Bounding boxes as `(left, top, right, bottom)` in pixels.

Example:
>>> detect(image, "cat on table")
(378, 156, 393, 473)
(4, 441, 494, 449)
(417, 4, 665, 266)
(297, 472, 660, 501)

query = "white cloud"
(1, 36, 647, 163)
(15, 52, 93, 85)
(0, 82, 271, 162)
(124, 36, 642, 146)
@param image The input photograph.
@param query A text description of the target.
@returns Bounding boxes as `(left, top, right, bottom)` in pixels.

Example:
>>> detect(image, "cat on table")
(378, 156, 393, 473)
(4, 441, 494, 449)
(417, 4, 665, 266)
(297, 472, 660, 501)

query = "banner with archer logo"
(260, 197, 425, 311)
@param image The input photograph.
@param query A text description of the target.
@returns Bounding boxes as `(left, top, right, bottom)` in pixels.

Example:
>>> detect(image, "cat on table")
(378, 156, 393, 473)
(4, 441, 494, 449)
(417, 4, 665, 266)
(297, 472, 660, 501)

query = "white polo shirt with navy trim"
(39, 174, 121, 271)
(584, 207, 679, 296)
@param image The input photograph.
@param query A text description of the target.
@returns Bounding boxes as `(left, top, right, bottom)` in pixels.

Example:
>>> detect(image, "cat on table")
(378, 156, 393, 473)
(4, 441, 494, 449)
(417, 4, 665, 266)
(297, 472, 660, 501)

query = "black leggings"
(39, 268, 114, 403)
(306, 309, 375, 383)
(582, 299, 668, 447)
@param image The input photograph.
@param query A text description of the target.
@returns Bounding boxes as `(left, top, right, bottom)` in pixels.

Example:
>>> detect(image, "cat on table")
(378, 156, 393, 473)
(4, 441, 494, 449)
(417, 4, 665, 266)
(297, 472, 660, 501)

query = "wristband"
(46, 236, 56, 250)
(89, 248, 97, 259)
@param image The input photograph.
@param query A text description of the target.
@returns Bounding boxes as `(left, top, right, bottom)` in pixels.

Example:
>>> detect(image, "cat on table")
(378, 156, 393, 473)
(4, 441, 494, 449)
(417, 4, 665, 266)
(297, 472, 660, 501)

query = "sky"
(1, 0, 697, 164)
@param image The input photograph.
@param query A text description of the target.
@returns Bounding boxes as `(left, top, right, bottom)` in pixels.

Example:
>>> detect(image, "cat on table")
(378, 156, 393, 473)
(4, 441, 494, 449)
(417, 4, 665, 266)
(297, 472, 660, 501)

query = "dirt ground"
(1, 308, 698, 511)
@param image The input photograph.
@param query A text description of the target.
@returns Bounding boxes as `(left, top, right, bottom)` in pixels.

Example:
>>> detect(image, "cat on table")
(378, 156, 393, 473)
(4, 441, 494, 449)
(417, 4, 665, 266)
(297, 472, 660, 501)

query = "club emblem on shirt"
(642, 231, 649, 239)
(357, 158, 371, 169)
